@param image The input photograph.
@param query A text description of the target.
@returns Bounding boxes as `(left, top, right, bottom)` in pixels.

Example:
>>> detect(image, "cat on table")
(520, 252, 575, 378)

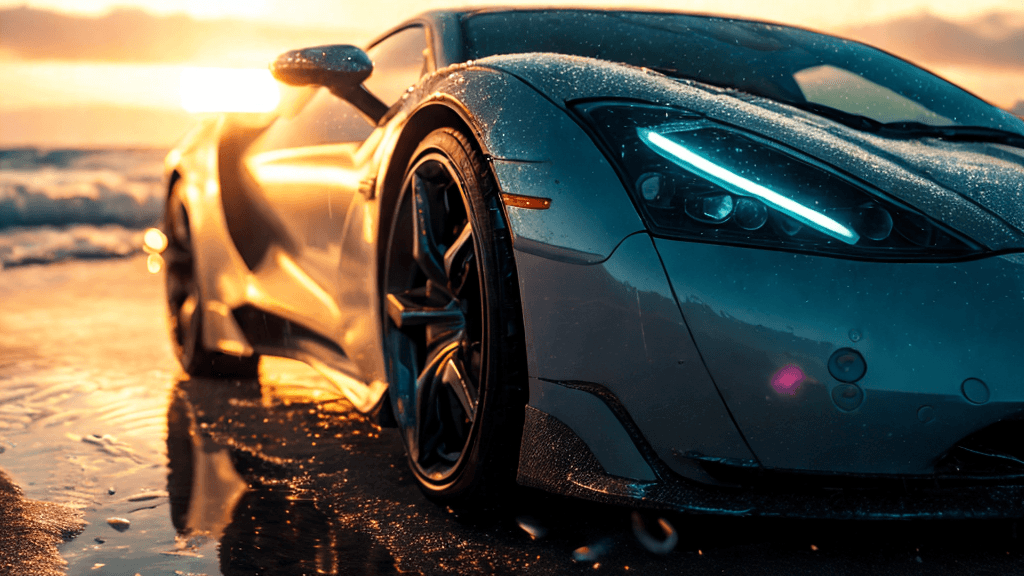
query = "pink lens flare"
(771, 364, 806, 396)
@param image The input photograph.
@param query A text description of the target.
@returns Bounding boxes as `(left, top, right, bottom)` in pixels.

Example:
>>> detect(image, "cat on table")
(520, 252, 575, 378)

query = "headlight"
(574, 102, 982, 259)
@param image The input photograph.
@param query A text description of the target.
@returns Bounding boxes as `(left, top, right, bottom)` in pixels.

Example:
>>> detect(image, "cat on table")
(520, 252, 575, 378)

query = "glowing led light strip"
(638, 128, 859, 245)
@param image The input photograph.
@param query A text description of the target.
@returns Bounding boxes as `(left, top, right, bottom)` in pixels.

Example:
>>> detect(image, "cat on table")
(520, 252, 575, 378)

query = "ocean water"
(0, 148, 165, 268)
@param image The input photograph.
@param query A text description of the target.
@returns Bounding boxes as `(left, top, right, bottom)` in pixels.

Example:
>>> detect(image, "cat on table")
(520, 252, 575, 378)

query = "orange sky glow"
(5, 0, 1022, 30)
(1, 0, 1021, 147)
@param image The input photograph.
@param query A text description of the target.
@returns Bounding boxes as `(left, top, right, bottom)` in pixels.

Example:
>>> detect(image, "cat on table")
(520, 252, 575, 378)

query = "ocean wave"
(0, 148, 165, 172)
(0, 225, 145, 268)
(0, 148, 165, 229)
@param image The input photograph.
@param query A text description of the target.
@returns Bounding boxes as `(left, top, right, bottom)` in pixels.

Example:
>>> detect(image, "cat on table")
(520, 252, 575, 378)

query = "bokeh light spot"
(143, 227, 168, 253)
(771, 364, 806, 396)
(146, 253, 163, 274)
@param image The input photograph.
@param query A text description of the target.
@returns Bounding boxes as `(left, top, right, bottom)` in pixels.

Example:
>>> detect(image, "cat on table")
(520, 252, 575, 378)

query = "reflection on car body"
(160, 8, 1024, 519)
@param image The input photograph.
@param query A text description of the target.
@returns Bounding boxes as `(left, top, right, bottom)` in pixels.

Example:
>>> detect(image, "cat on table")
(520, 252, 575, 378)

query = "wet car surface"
(160, 8, 1024, 522)
(0, 256, 1022, 575)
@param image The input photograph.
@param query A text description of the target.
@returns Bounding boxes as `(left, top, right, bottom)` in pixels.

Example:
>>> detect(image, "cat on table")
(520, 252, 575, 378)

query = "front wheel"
(382, 128, 526, 509)
(164, 180, 259, 379)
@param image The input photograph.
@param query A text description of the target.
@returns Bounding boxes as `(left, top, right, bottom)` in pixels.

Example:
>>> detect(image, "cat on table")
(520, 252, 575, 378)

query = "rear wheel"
(164, 180, 259, 378)
(383, 128, 526, 508)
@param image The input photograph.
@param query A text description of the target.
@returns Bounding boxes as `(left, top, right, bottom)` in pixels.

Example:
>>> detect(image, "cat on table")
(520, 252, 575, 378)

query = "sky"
(3, 0, 1022, 30)
(0, 0, 1022, 147)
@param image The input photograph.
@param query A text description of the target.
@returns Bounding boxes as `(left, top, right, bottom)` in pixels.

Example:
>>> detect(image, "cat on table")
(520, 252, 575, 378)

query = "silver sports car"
(161, 8, 1024, 518)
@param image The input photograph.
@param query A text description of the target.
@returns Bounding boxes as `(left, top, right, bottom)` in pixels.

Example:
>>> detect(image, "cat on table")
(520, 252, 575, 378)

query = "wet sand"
(0, 468, 83, 576)
(0, 255, 187, 575)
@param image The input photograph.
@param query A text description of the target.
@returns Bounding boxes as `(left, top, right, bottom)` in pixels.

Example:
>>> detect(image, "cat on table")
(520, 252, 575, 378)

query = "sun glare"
(180, 67, 281, 113)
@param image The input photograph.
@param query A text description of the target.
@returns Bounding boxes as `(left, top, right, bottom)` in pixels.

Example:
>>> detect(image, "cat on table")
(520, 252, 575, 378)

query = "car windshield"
(462, 10, 1024, 139)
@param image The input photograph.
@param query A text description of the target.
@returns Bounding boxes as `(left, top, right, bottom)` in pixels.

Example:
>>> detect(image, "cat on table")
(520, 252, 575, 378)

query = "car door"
(241, 25, 431, 351)
(331, 25, 434, 384)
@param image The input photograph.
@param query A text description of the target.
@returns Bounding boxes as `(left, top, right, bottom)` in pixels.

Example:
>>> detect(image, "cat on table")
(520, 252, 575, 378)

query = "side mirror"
(271, 45, 388, 123)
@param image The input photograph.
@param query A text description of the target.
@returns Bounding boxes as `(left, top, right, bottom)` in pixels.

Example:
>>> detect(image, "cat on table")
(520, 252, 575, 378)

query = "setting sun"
(180, 67, 281, 113)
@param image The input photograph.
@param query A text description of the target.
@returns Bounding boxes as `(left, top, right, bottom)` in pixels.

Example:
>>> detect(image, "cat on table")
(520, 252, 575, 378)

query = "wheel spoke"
(416, 392, 445, 463)
(387, 331, 418, 435)
(180, 291, 199, 329)
(410, 340, 480, 471)
(441, 356, 477, 422)
(413, 347, 450, 464)
(385, 289, 464, 330)
(443, 222, 475, 296)
(411, 173, 449, 290)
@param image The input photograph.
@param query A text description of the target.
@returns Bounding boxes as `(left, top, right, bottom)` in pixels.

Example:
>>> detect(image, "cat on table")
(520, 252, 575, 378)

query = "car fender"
(389, 63, 647, 261)
(379, 64, 755, 483)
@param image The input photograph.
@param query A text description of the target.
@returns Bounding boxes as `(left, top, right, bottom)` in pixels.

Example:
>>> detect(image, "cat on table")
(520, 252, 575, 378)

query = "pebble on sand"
(106, 517, 131, 532)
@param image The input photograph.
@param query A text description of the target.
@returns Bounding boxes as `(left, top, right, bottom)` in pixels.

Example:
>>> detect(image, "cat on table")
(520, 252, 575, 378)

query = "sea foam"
(0, 148, 165, 268)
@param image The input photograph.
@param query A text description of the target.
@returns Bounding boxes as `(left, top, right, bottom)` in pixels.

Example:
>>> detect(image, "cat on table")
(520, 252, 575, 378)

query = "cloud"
(840, 11, 1024, 68)
(0, 6, 370, 66)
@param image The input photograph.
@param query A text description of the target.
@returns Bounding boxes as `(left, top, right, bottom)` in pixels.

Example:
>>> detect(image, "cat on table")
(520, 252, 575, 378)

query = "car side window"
(364, 26, 430, 105)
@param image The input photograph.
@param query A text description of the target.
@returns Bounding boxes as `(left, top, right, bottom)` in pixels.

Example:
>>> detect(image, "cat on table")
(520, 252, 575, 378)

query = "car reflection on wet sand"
(166, 375, 402, 575)
(162, 370, 676, 575)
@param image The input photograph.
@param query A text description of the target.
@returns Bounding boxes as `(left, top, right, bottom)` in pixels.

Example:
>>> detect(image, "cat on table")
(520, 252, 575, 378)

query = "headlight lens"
(574, 102, 982, 259)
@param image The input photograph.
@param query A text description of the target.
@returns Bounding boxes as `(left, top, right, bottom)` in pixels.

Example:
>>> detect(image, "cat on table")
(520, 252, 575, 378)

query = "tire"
(382, 127, 526, 509)
(164, 180, 260, 379)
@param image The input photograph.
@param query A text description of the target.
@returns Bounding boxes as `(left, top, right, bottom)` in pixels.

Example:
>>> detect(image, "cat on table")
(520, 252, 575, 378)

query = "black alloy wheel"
(383, 128, 526, 508)
(164, 180, 259, 378)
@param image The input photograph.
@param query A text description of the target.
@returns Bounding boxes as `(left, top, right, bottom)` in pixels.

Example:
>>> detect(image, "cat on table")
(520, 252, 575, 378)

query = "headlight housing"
(574, 102, 982, 260)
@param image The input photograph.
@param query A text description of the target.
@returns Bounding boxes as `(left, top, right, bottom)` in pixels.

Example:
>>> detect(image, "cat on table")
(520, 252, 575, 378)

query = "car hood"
(752, 98, 1024, 236)
(476, 53, 1024, 250)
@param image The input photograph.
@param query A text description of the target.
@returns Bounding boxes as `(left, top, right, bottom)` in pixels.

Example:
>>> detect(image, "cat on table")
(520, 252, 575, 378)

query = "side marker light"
(502, 193, 552, 210)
